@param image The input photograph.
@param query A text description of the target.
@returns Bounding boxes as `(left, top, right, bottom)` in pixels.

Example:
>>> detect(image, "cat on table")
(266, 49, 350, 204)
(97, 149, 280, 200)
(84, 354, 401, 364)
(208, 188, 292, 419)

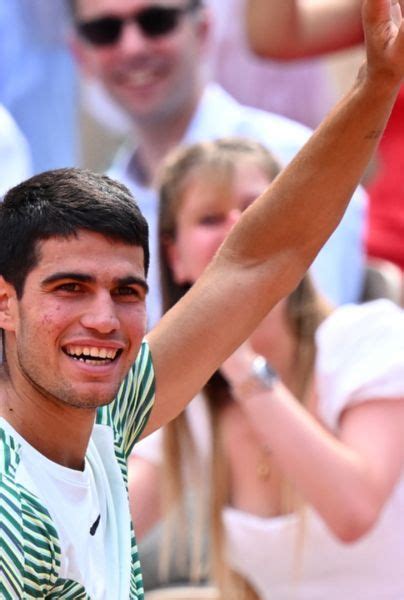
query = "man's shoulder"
(100, 339, 155, 409)
(1, 422, 22, 479)
(0, 425, 59, 530)
(97, 340, 155, 448)
(0, 425, 61, 592)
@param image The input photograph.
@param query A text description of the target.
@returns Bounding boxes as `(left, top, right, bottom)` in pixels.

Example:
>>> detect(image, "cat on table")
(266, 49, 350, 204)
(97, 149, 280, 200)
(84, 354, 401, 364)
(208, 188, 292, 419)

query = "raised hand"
(363, 0, 404, 85)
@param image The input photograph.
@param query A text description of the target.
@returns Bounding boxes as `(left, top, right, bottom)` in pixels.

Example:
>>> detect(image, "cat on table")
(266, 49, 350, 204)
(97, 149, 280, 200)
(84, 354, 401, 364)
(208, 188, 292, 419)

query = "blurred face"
(2, 231, 148, 410)
(73, 0, 209, 125)
(167, 160, 272, 284)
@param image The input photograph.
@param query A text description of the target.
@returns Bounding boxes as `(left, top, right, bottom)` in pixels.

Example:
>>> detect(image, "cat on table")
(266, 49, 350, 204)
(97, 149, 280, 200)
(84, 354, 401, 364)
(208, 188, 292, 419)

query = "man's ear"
(195, 5, 212, 49)
(0, 277, 17, 332)
(68, 31, 97, 77)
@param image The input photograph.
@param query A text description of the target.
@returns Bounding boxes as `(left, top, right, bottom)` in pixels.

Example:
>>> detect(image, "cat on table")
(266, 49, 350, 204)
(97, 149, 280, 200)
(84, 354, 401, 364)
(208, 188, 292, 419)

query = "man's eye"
(114, 287, 140, 298)
(57, 283, 81, 292)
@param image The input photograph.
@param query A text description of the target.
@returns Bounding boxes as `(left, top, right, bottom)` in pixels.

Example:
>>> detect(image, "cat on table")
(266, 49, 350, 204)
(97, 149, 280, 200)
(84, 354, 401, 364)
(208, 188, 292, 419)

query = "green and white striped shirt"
(1, 340, 155, 599)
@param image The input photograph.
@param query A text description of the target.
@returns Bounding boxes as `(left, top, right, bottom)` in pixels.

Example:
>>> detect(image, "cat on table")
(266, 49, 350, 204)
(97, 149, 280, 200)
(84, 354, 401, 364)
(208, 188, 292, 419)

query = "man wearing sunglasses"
(70, 0, 367, 328)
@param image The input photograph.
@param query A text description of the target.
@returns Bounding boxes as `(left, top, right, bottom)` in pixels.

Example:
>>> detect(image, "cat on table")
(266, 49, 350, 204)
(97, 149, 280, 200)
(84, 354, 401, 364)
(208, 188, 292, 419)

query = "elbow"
(245, 21, 293, 60)
(247, 35, 305, 61)
(245, 24, 315, 60)
(330, 502, 380, 544)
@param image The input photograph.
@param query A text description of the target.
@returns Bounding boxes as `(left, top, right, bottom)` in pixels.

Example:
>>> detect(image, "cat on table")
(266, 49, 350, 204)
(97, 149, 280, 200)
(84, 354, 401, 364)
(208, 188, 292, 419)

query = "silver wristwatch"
(231, 355, 279, 401)
(251, 356, 279, 390)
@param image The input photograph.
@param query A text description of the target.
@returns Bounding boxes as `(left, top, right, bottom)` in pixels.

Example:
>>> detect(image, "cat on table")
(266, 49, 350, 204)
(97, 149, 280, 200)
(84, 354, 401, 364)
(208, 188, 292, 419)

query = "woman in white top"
(130, 137, 404, 599)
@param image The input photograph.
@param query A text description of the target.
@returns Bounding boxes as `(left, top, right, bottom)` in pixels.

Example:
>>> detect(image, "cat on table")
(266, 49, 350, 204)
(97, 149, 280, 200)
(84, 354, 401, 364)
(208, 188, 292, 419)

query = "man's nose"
(117, 19, 151, 54)
(80, 292, 120, 334)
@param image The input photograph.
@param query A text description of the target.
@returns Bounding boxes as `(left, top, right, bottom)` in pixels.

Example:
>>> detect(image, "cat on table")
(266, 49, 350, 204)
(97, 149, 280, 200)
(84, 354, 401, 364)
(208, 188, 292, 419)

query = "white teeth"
(127, 70, 155, 86)
(65, 345, 118, 361)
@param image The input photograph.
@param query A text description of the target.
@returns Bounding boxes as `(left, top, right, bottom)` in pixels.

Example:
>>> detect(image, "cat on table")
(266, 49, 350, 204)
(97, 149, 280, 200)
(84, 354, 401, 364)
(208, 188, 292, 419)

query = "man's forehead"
(75, 0, 188, 18)
(34, 232, 145, 273)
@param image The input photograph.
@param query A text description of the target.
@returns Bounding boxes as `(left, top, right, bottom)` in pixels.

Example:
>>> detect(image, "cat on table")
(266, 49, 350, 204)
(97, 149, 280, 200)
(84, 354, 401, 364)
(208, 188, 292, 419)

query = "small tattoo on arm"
(364, 129, 382, 140)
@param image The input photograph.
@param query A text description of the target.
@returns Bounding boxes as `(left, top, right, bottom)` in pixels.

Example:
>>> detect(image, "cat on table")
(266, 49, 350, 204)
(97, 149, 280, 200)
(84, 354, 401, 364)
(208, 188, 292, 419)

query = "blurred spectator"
(0, 103, 32, 196)
(0, 0, 79, 173)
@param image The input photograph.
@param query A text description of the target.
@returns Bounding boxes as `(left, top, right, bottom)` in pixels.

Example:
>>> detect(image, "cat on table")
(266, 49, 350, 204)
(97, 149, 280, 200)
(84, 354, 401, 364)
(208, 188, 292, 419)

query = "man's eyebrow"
(116, 276, 149, 294)
(41, 272, 149, 293)
(41, 272, 95, 286)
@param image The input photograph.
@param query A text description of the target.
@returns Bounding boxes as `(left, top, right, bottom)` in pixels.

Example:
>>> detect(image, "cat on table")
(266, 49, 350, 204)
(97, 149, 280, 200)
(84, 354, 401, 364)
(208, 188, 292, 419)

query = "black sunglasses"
(76, 1, 202, 47)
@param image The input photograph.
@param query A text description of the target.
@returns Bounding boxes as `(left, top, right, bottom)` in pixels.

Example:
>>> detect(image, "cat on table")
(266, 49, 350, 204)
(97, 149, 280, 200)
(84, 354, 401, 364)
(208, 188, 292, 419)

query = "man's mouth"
(126, 70, 158, 87)
(115, 62, 165, 89)
(63, 345, 122, 366)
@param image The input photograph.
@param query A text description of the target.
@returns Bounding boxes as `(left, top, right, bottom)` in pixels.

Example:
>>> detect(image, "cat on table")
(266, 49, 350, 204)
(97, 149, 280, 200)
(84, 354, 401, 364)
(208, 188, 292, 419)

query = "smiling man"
(1, 2, 404, 597)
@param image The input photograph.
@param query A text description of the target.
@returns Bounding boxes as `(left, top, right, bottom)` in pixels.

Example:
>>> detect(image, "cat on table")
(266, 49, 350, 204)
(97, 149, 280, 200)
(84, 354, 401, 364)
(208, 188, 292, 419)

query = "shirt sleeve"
(0, 473, 60, 598)
(106, 340, 156, 457)
(315, 300, 404, 430)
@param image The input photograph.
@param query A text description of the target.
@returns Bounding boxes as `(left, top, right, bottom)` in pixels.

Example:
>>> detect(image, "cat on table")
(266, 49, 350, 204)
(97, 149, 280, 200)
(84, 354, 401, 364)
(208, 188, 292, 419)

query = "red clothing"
(366, 86, 404, 270)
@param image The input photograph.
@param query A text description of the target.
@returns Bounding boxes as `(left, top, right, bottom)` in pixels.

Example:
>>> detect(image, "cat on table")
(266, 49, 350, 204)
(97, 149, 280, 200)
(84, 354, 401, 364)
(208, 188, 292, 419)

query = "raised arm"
(246, 0, 364, 59)
(144, 0, 404, 437)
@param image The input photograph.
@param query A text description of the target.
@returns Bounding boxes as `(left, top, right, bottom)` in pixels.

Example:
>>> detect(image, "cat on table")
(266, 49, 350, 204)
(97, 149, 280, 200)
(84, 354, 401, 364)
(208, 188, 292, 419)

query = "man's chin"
(57, 384, 120, 411)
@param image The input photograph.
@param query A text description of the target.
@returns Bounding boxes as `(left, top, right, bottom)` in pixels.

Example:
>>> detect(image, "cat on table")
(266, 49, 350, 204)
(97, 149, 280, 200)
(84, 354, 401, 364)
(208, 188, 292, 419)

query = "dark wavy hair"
(0, 167, 149, 298)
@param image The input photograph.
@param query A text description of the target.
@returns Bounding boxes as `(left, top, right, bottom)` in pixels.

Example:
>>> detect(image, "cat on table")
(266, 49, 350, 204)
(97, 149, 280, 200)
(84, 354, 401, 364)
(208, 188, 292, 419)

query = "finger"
(363, 0, 404, 50)
(391, 0, 403, 26)
(363, 0, 395, 24)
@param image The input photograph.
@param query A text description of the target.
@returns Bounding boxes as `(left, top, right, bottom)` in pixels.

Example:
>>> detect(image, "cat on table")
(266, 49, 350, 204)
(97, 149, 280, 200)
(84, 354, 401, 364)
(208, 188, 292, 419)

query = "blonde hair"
(156, 137, 329, 598)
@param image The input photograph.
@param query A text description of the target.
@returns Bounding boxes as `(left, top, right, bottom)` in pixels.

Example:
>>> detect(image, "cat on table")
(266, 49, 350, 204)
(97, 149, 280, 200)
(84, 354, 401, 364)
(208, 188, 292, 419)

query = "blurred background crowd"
(1, 1, 403, 599)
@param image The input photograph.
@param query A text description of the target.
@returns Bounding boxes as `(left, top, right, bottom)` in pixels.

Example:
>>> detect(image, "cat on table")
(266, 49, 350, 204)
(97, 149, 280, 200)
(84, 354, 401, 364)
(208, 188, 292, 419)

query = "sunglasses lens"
(78, 17, 122, 46)
(77, 6, 187, 46)
(137, 7, 181, 37)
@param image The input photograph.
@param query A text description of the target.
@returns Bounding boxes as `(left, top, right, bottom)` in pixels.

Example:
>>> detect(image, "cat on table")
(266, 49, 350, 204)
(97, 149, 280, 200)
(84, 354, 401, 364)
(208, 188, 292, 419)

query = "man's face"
(73, 0, 209, 125)
(5, 230, 148, 410)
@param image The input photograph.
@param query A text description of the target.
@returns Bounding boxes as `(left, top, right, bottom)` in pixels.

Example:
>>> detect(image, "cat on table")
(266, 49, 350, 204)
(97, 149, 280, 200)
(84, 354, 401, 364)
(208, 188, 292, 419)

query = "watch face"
(252, 356, 278, 388)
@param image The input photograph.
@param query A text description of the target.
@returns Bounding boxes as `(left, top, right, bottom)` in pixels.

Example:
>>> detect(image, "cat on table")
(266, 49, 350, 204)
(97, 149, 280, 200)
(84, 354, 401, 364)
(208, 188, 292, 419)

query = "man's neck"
(0, 378, 95, 471)
(132, 88, 203, 185)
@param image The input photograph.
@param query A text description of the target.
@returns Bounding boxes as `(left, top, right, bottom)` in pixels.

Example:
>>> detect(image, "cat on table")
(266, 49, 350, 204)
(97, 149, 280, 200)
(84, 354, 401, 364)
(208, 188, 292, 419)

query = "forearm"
(234, 385, 380, 541)
(247, 0, 364, 59)
(222, 343, 404, 541)
(219, 72, 399, 289)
